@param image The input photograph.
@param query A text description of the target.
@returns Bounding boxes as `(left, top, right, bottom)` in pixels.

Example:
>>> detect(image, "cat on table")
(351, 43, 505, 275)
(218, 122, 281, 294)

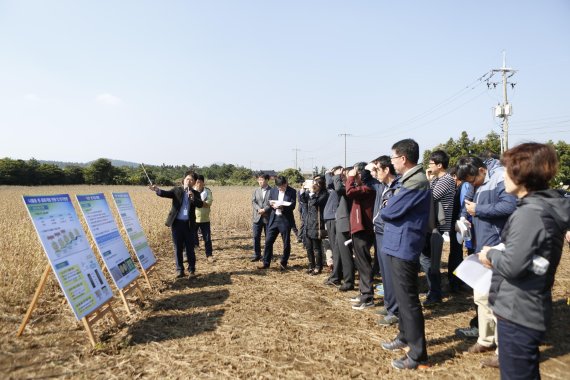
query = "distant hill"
(39, 159, 141, 168)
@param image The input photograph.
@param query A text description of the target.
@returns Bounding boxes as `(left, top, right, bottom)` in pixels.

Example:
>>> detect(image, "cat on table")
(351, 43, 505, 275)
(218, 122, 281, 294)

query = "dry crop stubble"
(1, 184, 569, 379)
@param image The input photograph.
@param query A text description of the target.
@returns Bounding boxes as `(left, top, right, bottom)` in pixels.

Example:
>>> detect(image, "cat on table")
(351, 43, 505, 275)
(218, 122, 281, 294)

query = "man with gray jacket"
(251, 173, 271, 262)
(456, 155, 517, 366)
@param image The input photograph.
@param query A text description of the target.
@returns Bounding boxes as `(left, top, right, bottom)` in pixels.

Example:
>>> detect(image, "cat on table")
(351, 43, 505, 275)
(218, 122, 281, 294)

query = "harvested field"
(1, 185, 569, 379)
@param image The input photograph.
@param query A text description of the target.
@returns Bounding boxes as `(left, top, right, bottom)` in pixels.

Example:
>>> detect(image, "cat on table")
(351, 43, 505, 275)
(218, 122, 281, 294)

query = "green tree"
(230, 167, 255, 185)
(550, 140, 570, 187)
(64, 165, 85, 184)
(36, 163, 65, 185)
(279, 168, 304, 184)
(84, 158, 115, 184)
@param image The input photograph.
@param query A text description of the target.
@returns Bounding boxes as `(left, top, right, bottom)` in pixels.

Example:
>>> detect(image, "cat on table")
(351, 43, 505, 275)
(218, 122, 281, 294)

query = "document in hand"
(270, 200, 292, 207)
(454, 254, 492, 295)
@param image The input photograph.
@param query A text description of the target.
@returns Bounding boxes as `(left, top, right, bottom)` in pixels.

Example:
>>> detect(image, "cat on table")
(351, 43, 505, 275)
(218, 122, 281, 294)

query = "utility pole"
(338, 133, 352, 168)
(292, 148, 301, 171)
(490, 51, 516, 154)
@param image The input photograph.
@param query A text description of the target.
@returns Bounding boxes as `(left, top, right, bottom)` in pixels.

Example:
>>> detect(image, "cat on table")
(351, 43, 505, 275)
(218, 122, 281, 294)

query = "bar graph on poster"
(23, 194, 113, 320)
(76, 193, 140, 290)
(112, 192, 157, 271)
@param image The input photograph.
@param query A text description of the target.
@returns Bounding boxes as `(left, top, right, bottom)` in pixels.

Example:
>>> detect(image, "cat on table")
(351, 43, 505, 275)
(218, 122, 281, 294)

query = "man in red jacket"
(346, 162, 378, 310)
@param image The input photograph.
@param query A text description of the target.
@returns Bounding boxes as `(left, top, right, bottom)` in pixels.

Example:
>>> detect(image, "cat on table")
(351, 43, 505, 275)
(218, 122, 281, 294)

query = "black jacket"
(488, 189, 570, 331)
(157, 186, 204, 228)
(299, 189, 329, 239)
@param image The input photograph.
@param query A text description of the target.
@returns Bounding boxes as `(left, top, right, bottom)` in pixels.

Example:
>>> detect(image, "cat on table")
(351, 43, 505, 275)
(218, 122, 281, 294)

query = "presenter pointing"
(150, 170, 203, 279)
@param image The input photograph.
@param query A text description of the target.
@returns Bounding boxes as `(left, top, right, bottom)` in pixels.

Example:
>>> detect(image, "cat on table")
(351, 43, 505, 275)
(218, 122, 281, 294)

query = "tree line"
(1, 131, 569, 187)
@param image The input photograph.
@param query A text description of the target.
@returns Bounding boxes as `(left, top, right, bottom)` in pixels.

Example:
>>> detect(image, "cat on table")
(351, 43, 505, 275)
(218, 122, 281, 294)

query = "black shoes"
(323, 278, 341, 287)
(257, 263, 269, 270)
(279, 263, 287, 271)
(175, 272, 185, 279)
(391, 355, 427, 370)
(338, 284, 354, 292)
(381, 338, 408, 352)
(250, 256, 261, 262)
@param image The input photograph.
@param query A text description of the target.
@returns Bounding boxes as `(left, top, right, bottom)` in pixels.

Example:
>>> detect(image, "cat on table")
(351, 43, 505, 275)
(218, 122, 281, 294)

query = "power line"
(338, 133, 352, 168)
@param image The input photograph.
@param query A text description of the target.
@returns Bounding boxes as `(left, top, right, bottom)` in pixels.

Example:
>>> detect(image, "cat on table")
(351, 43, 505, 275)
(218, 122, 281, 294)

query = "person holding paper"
(455, 154, 516, 366)
(194, 175, 215, 263)
(258, 176, 297, 270)
(150, 170, 204, 279)
(478, 143, 570, 379)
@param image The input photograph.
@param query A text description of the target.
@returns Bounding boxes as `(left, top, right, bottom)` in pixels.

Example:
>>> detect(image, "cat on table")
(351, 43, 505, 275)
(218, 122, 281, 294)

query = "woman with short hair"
(479, 142, 570, 379)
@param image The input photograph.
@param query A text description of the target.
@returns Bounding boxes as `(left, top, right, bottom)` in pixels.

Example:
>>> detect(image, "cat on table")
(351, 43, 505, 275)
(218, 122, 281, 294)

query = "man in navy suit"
(258, 175, 297, 270)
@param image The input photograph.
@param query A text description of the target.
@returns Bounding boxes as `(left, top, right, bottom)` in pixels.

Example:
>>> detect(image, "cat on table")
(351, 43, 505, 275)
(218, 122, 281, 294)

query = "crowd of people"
(249, 138, 570, 376)
(150, 138, 570, 376)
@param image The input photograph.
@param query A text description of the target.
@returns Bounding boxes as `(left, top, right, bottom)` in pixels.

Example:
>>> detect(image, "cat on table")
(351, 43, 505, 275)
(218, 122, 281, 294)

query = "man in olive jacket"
(150, 170, 204, 279)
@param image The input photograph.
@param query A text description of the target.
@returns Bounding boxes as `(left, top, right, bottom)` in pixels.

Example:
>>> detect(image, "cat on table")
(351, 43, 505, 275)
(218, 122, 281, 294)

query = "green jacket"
(195, 187, 213, 223)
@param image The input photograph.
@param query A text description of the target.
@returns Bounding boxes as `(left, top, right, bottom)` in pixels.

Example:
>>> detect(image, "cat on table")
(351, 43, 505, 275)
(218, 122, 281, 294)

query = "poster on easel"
(22, 194, 113, 320)
(111, 192, 157, 271)
(76, 193, 140, 290)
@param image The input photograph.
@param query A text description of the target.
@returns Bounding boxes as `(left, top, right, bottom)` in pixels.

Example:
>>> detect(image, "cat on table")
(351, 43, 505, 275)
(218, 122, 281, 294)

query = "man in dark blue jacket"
(151, 170, 204, 279)
(258, 176, 297, 270)
(380, 139, 431, 370)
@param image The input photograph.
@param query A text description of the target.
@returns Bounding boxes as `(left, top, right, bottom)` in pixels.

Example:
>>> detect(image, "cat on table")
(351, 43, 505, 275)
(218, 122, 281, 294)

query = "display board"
(22, 194, 113, 320)
(76, 193, 140, 290)
(111, 192, 157, 271)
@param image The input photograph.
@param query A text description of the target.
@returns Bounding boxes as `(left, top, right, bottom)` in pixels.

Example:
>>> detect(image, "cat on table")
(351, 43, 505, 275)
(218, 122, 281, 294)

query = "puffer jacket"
(299, 189, 329, 239)
(472, 159, 517, 252)
(488, 189, 570, 332)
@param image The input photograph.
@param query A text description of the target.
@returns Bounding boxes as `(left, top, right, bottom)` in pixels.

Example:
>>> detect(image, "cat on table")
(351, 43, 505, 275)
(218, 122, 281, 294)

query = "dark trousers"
(448, 227, 465, 290)
(388, 254, 428, 362)
(252, 221, 266, 258)
(326, 220, 342, 282)
(171, 219, 195, 273)
(305, 238, 323, 269)
(337, 230, 354, 287)
(498, 318, 544, 380)
(194, 222, 213, 257)
(376, 233, 399, 317)
(352, 231, 374, 303)
(419, 230, 443, 300)
(262, 217, 291, 267)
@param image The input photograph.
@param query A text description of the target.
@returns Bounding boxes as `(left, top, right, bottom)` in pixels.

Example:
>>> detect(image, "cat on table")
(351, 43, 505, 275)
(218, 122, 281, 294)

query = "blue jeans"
(252, 221, 266, 258)
(195, 222, 213, 257)
(498, 317, 544, 380)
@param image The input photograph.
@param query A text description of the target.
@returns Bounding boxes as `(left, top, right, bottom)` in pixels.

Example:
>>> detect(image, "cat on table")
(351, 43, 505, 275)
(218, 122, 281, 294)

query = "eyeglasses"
(390, 155, 403, 160)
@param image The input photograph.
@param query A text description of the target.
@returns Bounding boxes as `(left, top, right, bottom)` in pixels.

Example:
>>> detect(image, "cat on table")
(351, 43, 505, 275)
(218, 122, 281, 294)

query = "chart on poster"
(23, 194, 113, 320)
(112, 192, 157, 270)
(77, 193, 140, 290)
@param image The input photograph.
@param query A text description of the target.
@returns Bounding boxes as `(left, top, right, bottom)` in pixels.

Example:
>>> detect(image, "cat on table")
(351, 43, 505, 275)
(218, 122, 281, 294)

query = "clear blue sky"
(1, 1, 569, 171)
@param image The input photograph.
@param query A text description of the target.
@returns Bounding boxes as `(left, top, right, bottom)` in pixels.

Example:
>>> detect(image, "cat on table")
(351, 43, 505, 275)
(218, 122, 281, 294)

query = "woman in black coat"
(479, 143, 570, 379)
(299, 176, 329, 274)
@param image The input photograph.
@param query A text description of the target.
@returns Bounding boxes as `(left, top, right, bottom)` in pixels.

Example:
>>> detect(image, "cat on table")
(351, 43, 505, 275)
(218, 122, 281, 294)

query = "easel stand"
(139, 262, 157, 290)
(17, 264, 120, 347)
(118, 279, 145, 316)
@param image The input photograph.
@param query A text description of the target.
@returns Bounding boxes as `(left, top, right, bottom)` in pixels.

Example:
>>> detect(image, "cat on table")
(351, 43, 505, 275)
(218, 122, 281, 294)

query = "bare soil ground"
(1, 191, 569, 379)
